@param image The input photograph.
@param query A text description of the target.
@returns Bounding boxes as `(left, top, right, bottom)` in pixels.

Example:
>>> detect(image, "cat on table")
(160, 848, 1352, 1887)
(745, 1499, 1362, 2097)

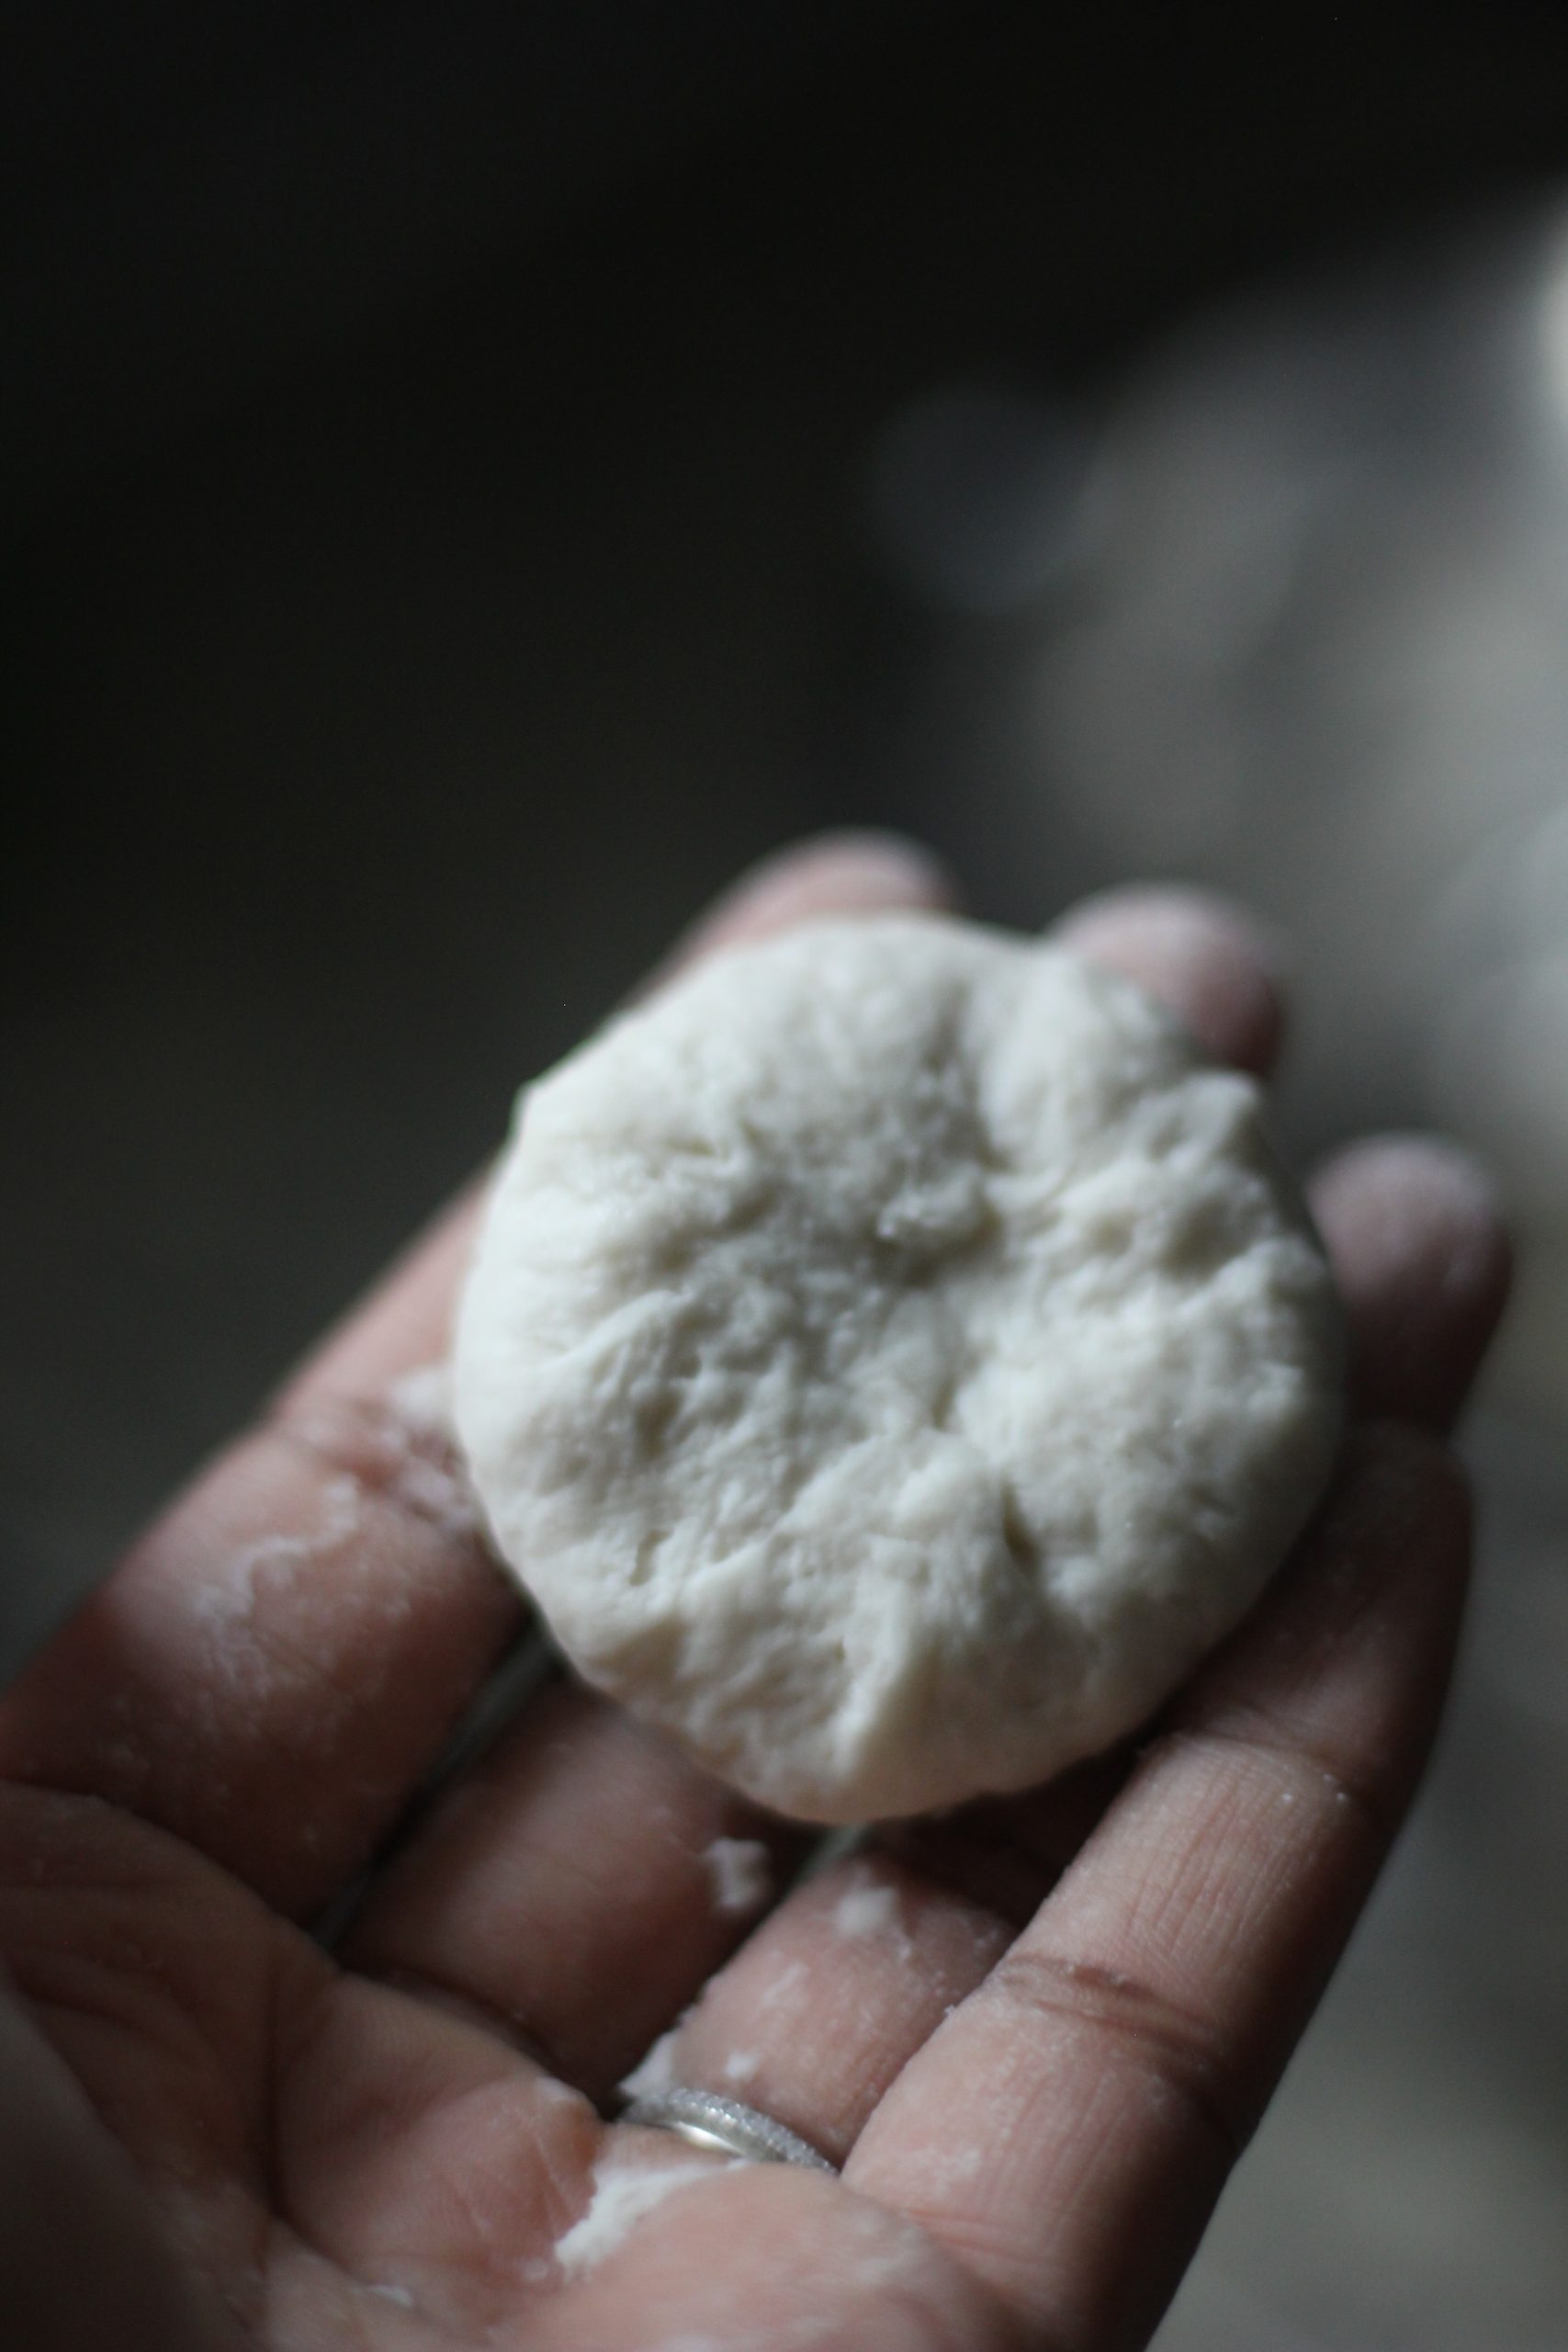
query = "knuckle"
(983, 1942, 1249, 2164)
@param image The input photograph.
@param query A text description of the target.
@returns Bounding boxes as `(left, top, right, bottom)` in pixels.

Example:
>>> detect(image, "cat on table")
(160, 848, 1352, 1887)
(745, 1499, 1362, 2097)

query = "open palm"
(0, 838, 1508, 2352)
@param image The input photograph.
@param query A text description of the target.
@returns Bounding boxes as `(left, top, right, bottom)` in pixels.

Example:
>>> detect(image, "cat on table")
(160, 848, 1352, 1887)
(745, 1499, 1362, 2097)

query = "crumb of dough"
(387, 1360, 458, 1440)
(831, 1879, 908, 1951)
(704, 1836, 773, 1916)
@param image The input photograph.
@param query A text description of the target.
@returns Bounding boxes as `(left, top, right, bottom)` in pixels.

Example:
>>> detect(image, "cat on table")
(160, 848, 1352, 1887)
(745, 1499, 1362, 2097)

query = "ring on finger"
(622, 2087, 837, 2174)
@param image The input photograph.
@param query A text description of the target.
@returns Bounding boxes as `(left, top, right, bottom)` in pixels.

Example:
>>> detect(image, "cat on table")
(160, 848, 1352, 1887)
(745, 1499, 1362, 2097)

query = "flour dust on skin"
(704, 1837, 773, 1917)
(554, 2156, 742, 2280)
(830, 1871, 914, 1962)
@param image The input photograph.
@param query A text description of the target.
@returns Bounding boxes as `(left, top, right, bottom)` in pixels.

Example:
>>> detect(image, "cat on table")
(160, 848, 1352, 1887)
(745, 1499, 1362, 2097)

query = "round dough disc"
(455, 915, 1343, 1821)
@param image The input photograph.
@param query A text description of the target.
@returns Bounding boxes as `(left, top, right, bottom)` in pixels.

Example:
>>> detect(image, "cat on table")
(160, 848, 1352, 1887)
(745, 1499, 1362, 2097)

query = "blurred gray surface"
(863, 209, 1568, 2346)
(7, 15, 1568, 2345)
(1157, 1415, 1568, 2351)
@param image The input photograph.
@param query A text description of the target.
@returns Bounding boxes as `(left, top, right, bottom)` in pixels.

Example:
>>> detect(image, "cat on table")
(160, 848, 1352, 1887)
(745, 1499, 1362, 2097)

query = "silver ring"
(622, 2087, 837, 2174)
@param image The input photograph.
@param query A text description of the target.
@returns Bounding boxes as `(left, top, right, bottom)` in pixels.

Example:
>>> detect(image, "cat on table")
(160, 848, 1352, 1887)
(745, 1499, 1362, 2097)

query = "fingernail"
(1052, 884, 1289, 985)
(724, 831, 959, 920)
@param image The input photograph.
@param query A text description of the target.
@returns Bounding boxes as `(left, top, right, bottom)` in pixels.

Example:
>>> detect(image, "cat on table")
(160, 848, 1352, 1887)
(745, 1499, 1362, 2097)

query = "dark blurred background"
(7, 6, 1568, 2342)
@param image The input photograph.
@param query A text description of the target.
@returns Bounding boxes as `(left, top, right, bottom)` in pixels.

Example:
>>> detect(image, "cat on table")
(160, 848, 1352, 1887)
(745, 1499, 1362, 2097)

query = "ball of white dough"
(454, 915, 1343, 1822)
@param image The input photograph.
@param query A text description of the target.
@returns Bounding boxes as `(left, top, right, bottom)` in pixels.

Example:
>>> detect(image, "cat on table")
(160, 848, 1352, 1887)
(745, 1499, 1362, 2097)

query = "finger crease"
(981, 1943, 1249, 2165)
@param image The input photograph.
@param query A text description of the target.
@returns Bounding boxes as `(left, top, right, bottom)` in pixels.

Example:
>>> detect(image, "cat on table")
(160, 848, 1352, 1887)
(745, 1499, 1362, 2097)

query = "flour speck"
(705, 1836, 773, 1916)
(831, 1877, 910, 1957)
(386, 1446, 482, 1538)
(387, 1361, 457, 1440)
(759, 1959, 807, 2012)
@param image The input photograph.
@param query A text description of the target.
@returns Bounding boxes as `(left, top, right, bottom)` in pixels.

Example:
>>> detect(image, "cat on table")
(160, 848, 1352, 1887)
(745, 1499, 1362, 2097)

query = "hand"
(0, 836, 1510, 2352)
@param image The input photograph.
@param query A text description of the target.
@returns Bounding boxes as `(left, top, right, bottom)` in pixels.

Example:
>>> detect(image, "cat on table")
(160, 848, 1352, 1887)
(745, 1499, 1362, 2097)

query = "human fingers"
(0, 834, 953, 1921)
(615, 1129, 1506, 2170)
(344, 1679, 815, 2092)
(530, 2161, 1021, 2352)
(1051, 885, 1285, 1075)
(338, 887, 1296, 2098)
(845, 1428, 1468, 2349)
(869, 1134, 1513, 1924)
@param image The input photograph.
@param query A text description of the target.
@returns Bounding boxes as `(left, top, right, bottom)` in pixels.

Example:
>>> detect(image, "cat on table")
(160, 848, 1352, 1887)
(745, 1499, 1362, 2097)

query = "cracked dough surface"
(455, 916, 1343, 1821)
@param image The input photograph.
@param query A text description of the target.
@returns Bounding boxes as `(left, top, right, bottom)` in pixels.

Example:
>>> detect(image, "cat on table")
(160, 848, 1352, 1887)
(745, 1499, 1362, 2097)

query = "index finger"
(0, 834, 957, 1920)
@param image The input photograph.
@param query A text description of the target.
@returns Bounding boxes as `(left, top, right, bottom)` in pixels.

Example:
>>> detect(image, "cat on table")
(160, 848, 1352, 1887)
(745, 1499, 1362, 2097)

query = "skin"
(0, 834, 1511, 2352)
